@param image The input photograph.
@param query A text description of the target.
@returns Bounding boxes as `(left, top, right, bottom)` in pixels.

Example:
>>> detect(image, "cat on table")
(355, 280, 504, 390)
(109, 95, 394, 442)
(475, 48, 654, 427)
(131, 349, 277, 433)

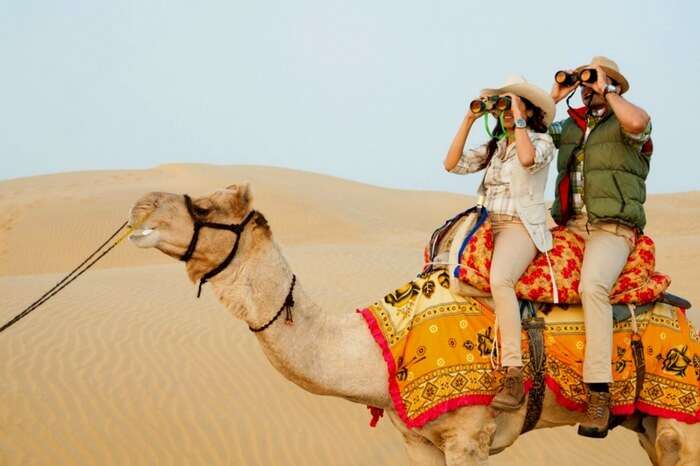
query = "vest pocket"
(612, 174, 627, 214)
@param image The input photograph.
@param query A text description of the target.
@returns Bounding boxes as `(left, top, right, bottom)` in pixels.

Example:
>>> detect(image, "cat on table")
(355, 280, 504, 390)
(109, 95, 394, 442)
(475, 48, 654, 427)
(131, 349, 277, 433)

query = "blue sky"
(2, 0, 697, 196)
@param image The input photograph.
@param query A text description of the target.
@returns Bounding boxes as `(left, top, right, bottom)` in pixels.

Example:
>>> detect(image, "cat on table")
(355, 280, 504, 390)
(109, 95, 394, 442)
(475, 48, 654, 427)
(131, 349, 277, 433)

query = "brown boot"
(491, 367, 525, 411)
(578, 391, 611, 438)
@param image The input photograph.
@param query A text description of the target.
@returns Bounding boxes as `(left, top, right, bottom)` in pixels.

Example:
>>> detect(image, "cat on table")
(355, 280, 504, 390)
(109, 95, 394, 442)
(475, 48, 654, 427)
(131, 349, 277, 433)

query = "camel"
(128, 184, 700, 466)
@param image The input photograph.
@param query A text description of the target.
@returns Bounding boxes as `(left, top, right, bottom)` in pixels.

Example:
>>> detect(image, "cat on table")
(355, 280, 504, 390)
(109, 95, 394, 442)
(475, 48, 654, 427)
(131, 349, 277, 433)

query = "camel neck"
(209, 240, 389, 408)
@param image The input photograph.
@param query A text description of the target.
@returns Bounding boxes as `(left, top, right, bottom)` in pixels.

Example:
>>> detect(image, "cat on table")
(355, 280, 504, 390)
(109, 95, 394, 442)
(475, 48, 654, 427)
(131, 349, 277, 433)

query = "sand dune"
(1, 164, 696, 465)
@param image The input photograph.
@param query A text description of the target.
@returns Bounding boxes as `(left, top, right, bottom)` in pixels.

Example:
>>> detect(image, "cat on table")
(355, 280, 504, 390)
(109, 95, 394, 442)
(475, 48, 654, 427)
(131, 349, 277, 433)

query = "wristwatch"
(603, 83, 619, 98)
(514, 117, 527, 129)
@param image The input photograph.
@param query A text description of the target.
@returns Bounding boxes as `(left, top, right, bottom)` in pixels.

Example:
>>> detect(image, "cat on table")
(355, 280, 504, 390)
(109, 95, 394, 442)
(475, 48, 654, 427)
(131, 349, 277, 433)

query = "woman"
(443, 75, 556, 411)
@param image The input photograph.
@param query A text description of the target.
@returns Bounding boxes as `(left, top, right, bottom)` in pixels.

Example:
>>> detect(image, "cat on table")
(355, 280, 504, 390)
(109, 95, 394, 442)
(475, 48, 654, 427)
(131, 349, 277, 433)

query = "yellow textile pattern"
(359, 270, 700, 428)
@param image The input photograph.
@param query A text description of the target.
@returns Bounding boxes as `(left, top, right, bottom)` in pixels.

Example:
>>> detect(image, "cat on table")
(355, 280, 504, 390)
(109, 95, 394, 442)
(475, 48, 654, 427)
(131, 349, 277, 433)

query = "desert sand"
(1, 164, 698, 466)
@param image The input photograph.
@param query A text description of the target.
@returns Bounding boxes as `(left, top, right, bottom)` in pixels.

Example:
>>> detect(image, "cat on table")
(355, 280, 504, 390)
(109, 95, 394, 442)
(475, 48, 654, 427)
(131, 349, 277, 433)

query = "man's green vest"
(550, 113, 650, 231)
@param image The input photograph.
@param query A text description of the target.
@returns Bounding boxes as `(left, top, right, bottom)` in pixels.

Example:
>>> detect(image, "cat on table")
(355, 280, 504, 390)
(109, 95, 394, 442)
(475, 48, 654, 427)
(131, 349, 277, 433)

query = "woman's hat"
(481, 75, 556, 126)
(575, 56, 629, 94)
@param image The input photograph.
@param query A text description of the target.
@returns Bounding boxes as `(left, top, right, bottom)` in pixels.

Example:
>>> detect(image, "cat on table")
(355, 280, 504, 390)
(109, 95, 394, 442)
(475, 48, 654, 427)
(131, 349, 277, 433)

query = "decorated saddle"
(359, 270, 700, 428)
(424, 207, 672, 305)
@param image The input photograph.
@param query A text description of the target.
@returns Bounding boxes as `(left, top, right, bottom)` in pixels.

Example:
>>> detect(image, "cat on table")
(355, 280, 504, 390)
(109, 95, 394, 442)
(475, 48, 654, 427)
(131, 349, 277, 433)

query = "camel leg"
(437, 406, 496, 466)
(403, 431, 446, 466)
(654, 418, 700, 466)
(385, 409, 446, 466)
(637, 416, 659, 465)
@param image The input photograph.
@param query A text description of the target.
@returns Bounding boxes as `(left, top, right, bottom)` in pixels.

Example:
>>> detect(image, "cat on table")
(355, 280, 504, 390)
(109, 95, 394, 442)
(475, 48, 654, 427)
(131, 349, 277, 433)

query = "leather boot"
(491, 367, 525, 411)
(577, 391, 611, 438)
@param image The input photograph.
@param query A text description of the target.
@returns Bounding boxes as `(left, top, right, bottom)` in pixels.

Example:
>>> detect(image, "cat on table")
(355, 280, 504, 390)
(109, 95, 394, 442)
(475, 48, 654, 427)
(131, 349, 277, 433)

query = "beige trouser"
(567, 215, 636, 383)
(489, 214, 538, 367)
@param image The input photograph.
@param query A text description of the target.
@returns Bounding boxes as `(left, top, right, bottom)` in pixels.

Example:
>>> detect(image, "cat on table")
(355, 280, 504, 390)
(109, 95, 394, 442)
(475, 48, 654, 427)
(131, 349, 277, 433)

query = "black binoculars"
(469, 95, 511, 114)
(554, 68, 598, 86)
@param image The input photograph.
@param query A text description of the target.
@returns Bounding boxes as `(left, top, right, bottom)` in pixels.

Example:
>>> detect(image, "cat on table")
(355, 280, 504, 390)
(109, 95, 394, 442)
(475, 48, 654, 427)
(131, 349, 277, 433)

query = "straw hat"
(481, 75, 556, 126)
(575, 56, 629, 94)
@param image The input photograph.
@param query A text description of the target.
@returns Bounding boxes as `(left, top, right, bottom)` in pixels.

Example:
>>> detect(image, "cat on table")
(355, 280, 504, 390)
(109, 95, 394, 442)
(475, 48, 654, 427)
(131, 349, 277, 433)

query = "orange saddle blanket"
(426, 212, 671, 305)
(359, 270, 700, 428)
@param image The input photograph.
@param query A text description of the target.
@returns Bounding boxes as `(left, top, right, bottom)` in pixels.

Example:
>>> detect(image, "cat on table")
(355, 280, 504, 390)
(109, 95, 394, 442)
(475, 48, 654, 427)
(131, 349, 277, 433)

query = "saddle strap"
(521, 316, 546, 434)
(631, 333, 646, 401)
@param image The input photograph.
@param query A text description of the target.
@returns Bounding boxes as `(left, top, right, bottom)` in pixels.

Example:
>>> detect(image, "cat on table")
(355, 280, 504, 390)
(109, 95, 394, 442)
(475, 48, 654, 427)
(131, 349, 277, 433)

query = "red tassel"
(367, 405, 384, 428)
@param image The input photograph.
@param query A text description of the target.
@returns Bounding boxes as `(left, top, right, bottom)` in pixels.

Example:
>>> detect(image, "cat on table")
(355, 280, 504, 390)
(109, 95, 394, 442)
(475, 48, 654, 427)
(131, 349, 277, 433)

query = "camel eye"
(193, 205, 210, 217)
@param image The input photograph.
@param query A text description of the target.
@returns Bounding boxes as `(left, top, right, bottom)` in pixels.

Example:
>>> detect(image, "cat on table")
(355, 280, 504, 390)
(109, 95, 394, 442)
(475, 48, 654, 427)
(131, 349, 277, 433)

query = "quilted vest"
(550, 113, 650, 231)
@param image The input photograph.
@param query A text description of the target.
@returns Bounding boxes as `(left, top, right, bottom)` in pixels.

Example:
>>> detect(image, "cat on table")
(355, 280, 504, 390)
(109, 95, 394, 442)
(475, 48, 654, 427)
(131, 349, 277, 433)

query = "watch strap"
(603, 84, 619, 98)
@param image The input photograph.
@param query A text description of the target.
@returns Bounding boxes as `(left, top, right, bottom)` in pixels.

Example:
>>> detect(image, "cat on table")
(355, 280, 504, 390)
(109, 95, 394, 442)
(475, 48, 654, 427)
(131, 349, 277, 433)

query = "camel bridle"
(180, 194, 258, 297)
(179, 194, 296, 332)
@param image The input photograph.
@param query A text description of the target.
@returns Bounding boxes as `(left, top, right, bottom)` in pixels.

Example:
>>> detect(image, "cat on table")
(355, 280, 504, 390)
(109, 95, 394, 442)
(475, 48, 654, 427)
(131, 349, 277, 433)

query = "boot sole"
(577, 425, 609, 439)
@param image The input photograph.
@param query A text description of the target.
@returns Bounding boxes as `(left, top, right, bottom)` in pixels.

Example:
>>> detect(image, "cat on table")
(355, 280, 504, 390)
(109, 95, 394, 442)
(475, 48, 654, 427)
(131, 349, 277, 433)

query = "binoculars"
(554, 68, 598, 86)
(469, 95, 511, 114)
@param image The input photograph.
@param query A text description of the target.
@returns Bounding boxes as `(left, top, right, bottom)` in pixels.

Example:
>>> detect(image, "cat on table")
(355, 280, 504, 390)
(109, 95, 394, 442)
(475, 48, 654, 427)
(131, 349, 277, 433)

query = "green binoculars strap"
(484, 112, 507, 140)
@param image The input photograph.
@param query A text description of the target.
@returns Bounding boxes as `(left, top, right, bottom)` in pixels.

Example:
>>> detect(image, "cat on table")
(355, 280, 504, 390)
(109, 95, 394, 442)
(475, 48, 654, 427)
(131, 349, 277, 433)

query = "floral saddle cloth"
(424, 208, 672, 305)
(358, 270, 700, 428)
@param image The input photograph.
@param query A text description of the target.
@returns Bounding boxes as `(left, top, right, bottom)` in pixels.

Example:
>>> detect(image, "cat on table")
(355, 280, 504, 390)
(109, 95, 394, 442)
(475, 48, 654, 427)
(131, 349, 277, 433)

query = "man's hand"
(550, 70, 579, 104)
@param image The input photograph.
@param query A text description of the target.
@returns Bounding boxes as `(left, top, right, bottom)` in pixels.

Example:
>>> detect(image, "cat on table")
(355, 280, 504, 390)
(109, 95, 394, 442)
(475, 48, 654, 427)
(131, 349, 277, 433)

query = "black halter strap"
(180, 194, 257, 297)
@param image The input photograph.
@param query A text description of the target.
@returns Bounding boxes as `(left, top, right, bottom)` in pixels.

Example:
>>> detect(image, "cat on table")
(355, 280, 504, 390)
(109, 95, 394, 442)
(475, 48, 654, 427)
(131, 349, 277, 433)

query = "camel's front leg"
(386, 410, 446, 466)
(437, 406, 496, 466)
(402, 432, 446, 466)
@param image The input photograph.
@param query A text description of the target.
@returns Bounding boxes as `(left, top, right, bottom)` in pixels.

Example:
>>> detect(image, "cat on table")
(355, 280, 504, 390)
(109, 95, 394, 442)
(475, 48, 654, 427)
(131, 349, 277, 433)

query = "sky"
(2, 0, 698, 197)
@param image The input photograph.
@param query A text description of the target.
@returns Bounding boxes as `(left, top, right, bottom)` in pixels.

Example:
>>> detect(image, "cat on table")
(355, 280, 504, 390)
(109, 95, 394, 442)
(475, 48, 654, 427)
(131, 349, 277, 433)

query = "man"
(549, 56, 652, 438)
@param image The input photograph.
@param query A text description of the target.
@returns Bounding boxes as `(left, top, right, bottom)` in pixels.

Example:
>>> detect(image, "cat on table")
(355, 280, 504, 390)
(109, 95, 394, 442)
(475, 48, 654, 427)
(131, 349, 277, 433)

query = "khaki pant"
(567, 215, 635, 383)
(490, 214, 538, 367)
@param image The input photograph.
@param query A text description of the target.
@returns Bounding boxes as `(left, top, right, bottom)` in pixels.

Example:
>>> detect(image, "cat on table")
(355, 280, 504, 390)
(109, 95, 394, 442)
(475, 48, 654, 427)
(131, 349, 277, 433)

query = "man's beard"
(584, 93, 606, 110)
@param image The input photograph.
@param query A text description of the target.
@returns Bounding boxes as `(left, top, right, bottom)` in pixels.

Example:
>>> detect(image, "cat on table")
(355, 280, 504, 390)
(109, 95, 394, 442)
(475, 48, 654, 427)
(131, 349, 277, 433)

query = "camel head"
(128, 183, 271, 282)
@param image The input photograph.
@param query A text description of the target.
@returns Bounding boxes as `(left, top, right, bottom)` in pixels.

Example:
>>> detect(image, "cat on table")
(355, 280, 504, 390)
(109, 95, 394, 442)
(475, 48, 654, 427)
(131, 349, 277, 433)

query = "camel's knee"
(655, 419, 700, 466)
(656, 427, 682, 466)
(442, 423, 496, 466)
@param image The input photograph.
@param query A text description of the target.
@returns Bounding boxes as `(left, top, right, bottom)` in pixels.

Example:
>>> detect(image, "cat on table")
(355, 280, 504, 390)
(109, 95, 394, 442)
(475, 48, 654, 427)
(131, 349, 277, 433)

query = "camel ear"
(225, 182, 253, 208)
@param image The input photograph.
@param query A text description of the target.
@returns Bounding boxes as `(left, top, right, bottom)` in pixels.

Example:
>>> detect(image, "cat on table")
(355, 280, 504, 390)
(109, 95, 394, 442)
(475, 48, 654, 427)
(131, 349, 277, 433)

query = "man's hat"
(481, 75, 556, 126)
(576, 56, 630, 94)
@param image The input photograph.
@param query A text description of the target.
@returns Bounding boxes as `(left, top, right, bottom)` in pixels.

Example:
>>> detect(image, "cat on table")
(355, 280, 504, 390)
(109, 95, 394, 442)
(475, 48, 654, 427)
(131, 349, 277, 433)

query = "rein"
(1, 218, 142, 334)
(180, 194, 296, 331)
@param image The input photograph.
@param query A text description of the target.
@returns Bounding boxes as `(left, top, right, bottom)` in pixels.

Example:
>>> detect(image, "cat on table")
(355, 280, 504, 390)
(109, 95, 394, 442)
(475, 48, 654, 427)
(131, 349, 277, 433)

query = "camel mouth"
(130, 228, 156, 238)
(128, 227, 160, 248)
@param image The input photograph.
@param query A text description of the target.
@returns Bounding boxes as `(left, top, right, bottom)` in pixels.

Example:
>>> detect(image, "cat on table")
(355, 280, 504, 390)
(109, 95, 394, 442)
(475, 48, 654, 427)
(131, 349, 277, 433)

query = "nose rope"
(0, 213, 151, 334)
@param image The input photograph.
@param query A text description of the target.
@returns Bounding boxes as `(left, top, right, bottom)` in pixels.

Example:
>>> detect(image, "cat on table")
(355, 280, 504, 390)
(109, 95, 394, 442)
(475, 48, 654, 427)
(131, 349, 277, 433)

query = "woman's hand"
(466, 96, 489, 122)
(550, 69, 579, 103)
(503, 93, 526, 120)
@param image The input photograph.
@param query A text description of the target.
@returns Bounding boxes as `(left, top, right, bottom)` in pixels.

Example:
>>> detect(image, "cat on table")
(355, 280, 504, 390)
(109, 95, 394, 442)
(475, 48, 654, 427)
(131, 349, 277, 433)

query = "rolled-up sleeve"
(548, 121, 563, 149)
(622, 120, 652, 152)
(527, 132, 555, 174)
(450, 143, 489, 174)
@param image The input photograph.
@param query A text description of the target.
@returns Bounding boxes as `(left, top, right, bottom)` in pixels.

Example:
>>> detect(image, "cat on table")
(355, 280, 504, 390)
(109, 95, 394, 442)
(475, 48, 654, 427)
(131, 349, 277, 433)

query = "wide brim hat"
(481, 75, 556, 126)
(575, 55, 629, 94)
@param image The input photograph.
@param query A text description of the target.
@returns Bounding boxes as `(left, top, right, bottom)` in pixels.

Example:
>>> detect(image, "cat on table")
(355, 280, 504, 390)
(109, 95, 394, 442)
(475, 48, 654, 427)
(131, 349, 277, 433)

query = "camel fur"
(128, 184, 700, 466)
